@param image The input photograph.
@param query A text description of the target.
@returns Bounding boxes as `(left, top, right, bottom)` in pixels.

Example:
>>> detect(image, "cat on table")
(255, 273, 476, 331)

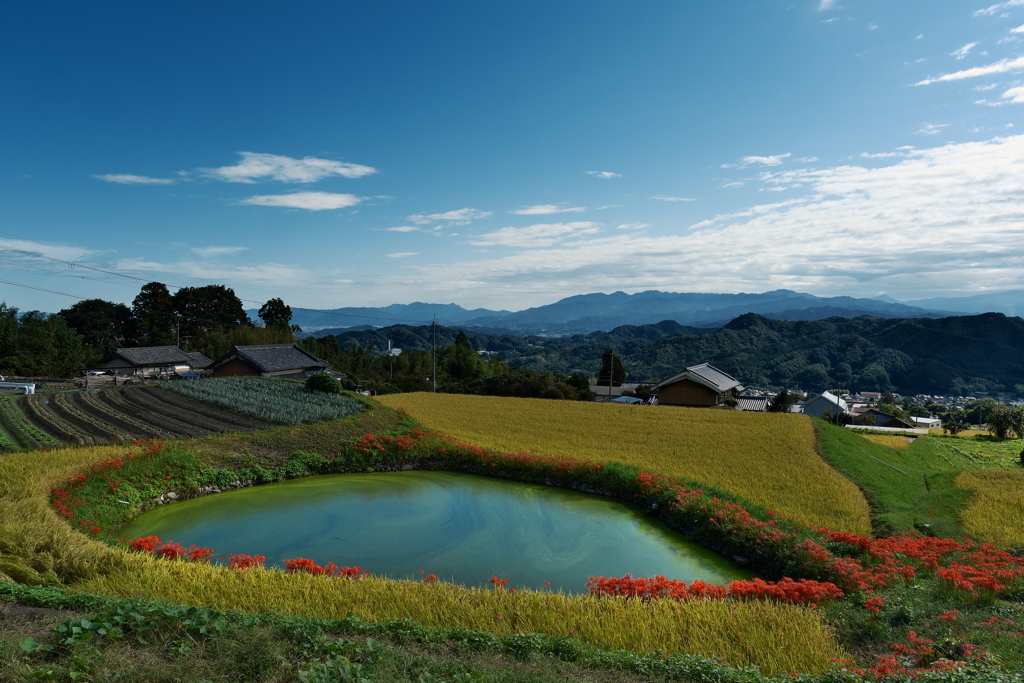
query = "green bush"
(306, 372, 343, 395)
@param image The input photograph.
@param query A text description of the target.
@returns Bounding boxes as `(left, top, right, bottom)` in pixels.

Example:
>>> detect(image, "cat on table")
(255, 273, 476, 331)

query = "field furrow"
(71, 391, 172, 441)
(50, 393, 127, 442)
(132, 386, 270, 431)
(98, 388, 216, 437)
(22, 394, 91, 445)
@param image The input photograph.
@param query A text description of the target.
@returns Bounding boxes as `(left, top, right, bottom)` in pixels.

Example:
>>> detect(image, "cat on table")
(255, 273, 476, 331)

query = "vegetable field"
(378, 393, 871, 534)
(0, 385, 282, 450)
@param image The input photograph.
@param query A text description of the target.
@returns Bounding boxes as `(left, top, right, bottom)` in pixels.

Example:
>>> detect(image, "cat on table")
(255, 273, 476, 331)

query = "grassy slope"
(814, 422, 980, 538)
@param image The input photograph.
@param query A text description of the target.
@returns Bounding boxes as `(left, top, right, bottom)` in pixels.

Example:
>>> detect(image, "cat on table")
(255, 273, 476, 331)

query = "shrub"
(306, 372, 343, 395)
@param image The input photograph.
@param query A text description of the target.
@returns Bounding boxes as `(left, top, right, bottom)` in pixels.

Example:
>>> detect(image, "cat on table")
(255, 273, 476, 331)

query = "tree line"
(0, 283, 298, 377)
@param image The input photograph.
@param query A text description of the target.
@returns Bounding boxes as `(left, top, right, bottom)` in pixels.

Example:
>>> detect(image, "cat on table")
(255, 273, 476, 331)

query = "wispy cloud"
(585, 171, 622, 179)
(1003, 85, 1024, 102)
(818, 0, 836, 10)
(386, 252, 418, 258)
(951, 42, 979, 59)
(510, 204, 586, 215)
(723, 153, 792, 168)
(650, 195, 697, 202)
(974, 0, 1024, 17)
(0, 238, 97, 263)
(469, 221, 601, 248)
(408, 208, 492, 224)
(191, 246, 249, 258)
(199, 152, 376, 183)
(917, 123, 950, 135)
(915, 55, 1024, 85)
(236, 192, 362, 210)
(92, 173, 176, 185)
(394, 135, 1024, 306)
(380, 226, 419, 232)
(1013, 24, 1024, 33)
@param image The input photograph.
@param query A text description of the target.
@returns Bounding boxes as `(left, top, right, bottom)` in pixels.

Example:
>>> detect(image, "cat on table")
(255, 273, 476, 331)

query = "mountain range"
(269, 289, 1024, 337)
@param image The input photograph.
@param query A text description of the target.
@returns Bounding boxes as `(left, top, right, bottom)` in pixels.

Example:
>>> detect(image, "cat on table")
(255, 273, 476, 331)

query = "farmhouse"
(102, 346, 197, 378)
(857, 408, 914, 430)
(801, 391, 849, 419)
(210, 343, 329, 379)
(653, 363, 745, 407)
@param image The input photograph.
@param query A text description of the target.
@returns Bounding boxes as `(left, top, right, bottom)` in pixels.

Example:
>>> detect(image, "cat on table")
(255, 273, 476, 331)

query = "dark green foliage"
(596, 348, 626, 386)
(0, 303, 93, 376)
(306, 371, 343, 394)
(986, 404, 1024, 439)
(258, 297, 294, 331)
(131, 282, 177, 346)
(57, 299, 134, 356)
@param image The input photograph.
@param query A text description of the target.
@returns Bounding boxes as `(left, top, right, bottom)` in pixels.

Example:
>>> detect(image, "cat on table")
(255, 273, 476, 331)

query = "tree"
(986, 404, 1024, 439)
(258, 298, 294, 332)
(57, 299, 133, 356)
(132, 282, 176, 346)
(768, 389, 796, 413)
(596, 348, 626, 387)
(172, 285, 250, 348)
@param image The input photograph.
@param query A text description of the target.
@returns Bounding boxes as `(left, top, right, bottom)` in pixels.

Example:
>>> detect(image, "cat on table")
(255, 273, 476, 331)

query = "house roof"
(212, 344, 328, 374)
(737, 396, 769, 412)
(654, 363, 745, 394)
(803, 391, 850, 413)
(105, 346, 191, 367)
(186, 352, 213, 369)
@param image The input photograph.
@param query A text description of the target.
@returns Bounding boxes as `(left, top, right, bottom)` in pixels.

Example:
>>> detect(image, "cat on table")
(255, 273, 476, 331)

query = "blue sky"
(3, 0, 1024, 315)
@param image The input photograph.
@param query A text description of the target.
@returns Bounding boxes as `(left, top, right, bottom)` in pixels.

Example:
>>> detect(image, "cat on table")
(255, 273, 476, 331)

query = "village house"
(801, 391, 849, 419)
(210, 343, 329, 379)
(101, 346, 207, 379)
(653, 363, 745, 407)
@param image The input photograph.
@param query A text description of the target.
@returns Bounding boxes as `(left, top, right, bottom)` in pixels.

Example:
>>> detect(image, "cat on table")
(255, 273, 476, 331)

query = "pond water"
(118, 471, 754, 593)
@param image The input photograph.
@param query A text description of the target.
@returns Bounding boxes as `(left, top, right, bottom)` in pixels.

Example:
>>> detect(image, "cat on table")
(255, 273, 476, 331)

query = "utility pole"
(431, 316, 436, 393)
(608, 347, 614, 401)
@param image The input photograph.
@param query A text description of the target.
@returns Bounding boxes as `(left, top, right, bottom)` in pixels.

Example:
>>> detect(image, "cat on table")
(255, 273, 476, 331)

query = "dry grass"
(955, 469, 1024, 546)
(379, 394, 870, 534)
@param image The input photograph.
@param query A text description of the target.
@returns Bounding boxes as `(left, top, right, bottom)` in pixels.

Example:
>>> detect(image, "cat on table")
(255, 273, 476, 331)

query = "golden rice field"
(955, 469, 1024, 547)
(378, 393, 871, 534)
(76, 559, 845, 673)
(0, 436, 848, 675)
(860, 434, 912, 450)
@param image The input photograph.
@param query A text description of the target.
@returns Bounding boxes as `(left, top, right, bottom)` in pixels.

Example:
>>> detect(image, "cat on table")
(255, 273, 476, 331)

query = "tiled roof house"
(210, 344, 329, 379)
(653, 363, 745, 407)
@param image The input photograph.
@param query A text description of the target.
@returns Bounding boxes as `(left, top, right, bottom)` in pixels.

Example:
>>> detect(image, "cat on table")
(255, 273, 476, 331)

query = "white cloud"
(975, 82, 1000, 90)
(199, 152, 376, 183)
(974, 0, 1024, 17)
(390, 135, 1024, 306)
(510, 204, 586, 215)
(115, 257, 306, 287)
(650, 195, 697, 202)
(408, 208, 492, 224)
(380, 226, 419, 232)
(617, 223, 650, 231)
(386, 252, 418, 258)
(951, 42, 979, 60)
(585, 171, 622, 179)
(236, 192, 363, 210)
(0, 238, 97, 263)
(915, 55, 1024, 85)
(1013, 24, 1024, 33)
(469, 221, 601, 248)
(868, 23, 879, 30)
(191, 246, 249, 258)
(725, 153, 792, 168)
(1003, 85, 1024, 102)
(92, 173, 176, 185)
(917, 123, 950, 135)
(818, 0, 836, 10)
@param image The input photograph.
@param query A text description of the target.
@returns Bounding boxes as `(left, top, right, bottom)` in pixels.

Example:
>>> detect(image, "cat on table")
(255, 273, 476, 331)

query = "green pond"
(118, 471, 754, 593)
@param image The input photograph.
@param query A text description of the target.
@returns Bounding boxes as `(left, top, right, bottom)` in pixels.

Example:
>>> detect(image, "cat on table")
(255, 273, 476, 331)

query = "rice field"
(378, 393, 871, 534)
(955, 469, 1024, 546)
(75, 558, 847, 674)
(859, 433, 912, 450)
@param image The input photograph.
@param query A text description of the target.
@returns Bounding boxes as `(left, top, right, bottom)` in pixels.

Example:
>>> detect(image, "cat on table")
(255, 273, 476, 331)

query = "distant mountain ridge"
(280, 289, 985, 336)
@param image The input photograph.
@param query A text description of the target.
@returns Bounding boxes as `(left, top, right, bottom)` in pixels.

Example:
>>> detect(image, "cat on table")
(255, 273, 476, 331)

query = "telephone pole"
(431, 316, 437, 393)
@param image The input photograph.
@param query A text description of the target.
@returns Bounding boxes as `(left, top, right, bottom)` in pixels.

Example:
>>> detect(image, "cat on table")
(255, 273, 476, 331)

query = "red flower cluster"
(284, 558, 370, 578)
(863, 596, 885, 613)
(586, 574, 843, 607)
(128, 536, 214, 562)
(224, 553, 266, 569)
(489, 575, 509, 588)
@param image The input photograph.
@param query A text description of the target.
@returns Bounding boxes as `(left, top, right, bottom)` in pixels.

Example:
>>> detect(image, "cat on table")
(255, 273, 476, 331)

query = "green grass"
(814, 421, 980, 538)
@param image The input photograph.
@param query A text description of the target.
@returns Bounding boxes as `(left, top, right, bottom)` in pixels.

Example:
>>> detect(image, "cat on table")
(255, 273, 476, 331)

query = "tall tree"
(596, 348, 626, 387)
(258, 298, 294, 332)
(172, 285, 250, 348)
(57, 299, 133, 356)
(132, 282, 177, 346)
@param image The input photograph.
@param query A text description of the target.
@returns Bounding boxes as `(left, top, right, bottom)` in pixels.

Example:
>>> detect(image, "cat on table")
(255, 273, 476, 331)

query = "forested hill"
(321, 313, 1024, 396)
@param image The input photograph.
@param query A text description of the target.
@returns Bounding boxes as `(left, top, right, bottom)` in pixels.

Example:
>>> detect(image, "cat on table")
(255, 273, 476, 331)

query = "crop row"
(0, 384, 309, 450)
(0, 396, 60, 450)
(165, 376, 364, 424)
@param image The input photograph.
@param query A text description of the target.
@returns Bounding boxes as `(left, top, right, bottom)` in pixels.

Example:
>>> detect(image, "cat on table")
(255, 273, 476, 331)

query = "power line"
(0, 243, 434, 325)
